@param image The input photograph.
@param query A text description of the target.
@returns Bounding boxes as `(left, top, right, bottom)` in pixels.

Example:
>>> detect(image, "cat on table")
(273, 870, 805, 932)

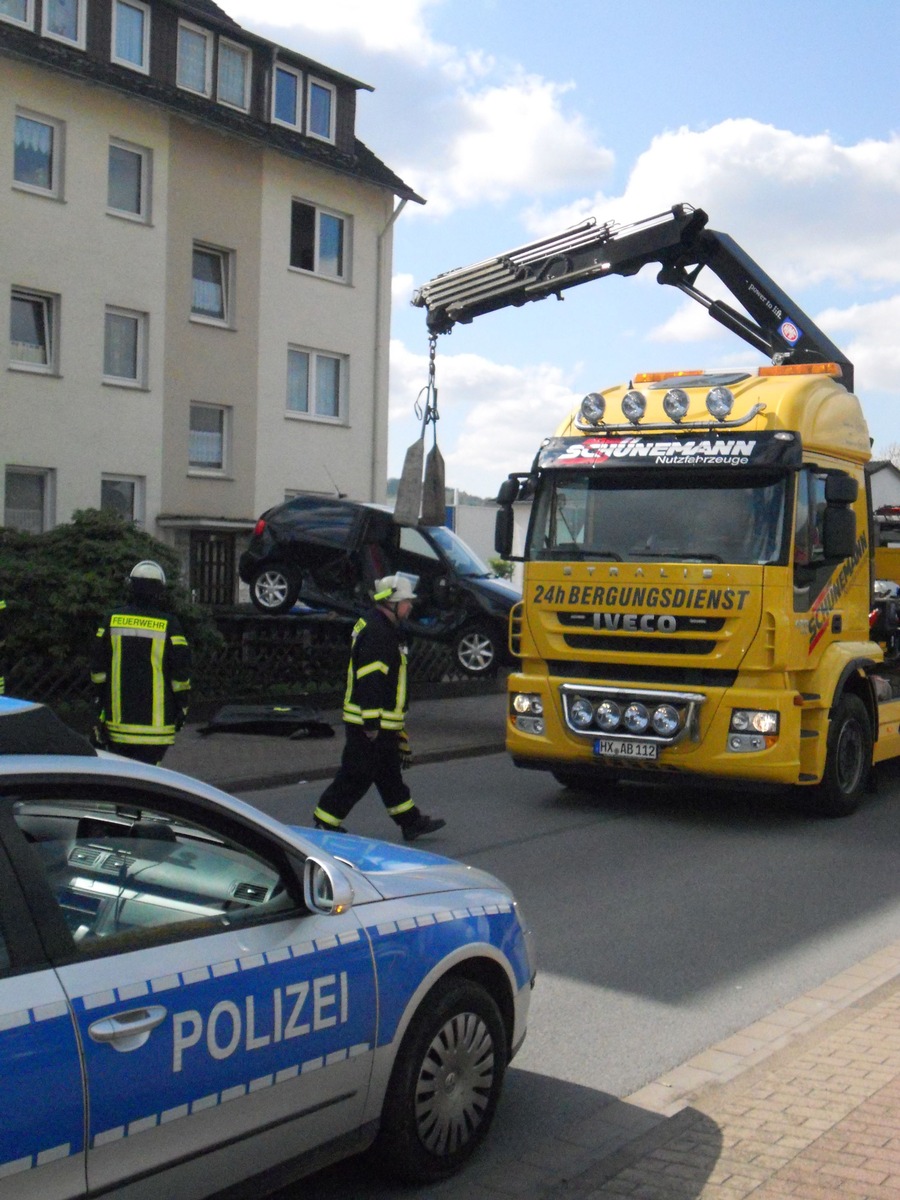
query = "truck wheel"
(248, 564, 301, 614)
(812, 693, 872, 818)
(453, 624, 499, 676)
(374, 977, 507, 1183)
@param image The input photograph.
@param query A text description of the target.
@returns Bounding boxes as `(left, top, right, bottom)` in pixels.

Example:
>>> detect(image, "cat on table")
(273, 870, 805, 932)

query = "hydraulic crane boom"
(412, 203, 853, 390)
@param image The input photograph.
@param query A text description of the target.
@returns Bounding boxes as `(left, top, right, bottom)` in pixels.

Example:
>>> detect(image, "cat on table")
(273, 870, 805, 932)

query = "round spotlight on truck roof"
(621, 390, 647, 424)
(662, 388, 690, 422)
(706, 386, 734, 421)
(580, 392, 606, 425)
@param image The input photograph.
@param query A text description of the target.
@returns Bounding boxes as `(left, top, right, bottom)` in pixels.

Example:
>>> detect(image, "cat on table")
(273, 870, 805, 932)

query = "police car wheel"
(375, 977, 508, 1182)
(249, 564, 301, 614)
(811, 693, 872, 818)
(453, 625, 499, 676)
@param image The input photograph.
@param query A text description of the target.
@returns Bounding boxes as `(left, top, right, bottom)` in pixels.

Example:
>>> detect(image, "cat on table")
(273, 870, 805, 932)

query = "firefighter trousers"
(315, 726, 416, 827)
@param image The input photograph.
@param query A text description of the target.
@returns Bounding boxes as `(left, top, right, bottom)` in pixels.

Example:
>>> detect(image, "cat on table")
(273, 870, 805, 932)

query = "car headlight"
(623, 702, 650, 733)
(730, 709, 779, 734)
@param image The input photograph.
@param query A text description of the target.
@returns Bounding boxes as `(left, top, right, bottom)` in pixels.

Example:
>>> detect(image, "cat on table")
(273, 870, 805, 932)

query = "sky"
(219, 0, 900, 499)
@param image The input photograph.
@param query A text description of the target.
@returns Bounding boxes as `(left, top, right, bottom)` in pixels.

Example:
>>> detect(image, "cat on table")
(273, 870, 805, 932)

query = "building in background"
(1, 0, 422, 602)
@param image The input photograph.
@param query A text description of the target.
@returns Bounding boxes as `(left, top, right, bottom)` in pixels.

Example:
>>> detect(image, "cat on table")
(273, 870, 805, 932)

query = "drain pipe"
(371, 197, 408, 501)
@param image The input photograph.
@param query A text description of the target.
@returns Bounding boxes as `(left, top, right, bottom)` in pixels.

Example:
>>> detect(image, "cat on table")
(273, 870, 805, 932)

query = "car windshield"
(426, 526, 495, 577)
(528, 469, 787, 565)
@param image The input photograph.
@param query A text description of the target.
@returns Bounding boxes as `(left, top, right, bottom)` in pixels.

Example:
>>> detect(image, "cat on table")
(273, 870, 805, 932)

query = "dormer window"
(112, 0, 150, 73)
(307, 78, 335, 142)
(177, 21, 212, 96)
(0, 0, 33, 30)
(217, 40, 251, 111)
(273, 64, 301, 129)
(43, 0, 86, 47)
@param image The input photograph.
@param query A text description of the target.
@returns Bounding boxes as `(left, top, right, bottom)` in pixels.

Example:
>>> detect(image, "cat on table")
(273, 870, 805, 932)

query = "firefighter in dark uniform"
(313, 574, 445, 842)
(90, 560, 191, 765)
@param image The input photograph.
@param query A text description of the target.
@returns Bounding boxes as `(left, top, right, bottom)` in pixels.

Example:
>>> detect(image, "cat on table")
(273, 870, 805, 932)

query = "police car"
(0, 697, 535, 1199)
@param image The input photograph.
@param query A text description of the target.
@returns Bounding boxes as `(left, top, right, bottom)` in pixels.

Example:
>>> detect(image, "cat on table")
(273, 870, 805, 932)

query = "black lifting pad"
(199, 704, 335, 739)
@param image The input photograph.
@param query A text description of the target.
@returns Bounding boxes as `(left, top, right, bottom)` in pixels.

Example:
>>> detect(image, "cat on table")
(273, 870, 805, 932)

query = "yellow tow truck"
(413, 204, 900, 815)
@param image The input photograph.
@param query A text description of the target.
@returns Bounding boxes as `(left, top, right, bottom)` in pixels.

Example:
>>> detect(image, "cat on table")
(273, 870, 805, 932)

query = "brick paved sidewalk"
(546, 940, 900, 1200)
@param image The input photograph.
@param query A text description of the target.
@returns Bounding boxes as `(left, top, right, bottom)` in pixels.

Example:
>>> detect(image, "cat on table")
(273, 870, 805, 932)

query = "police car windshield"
(528, 470, 786, 566)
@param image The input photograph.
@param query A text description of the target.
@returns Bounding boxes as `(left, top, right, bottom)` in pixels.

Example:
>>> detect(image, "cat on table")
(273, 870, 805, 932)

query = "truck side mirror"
(822, 506, 856, 560)
(825, 474, 858, 504)
(496, 477, 520, 506)
(495, 507, 514, 559)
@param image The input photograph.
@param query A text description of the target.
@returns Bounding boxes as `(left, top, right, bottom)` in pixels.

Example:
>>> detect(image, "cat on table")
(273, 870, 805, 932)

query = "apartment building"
(1, 0, 422, 601)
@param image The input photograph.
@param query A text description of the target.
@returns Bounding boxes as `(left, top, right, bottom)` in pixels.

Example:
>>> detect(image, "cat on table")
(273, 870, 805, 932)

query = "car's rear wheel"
(374, 977, 507, 1183)
(453, 624, 500, 676)
(248, 564, 301, 614)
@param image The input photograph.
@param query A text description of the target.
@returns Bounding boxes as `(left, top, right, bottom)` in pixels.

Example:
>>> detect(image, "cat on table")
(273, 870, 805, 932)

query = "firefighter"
(313, 574, 446, 842)
(90, 560, 191, 764)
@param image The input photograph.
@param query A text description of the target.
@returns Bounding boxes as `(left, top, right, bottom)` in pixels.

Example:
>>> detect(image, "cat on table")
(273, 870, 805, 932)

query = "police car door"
(0, 820, 86, 1200)
(10, 782, 377, 1200)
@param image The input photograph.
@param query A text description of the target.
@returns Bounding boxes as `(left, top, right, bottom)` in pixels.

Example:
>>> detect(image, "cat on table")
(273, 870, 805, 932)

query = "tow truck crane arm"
(412, 203, 853, 390)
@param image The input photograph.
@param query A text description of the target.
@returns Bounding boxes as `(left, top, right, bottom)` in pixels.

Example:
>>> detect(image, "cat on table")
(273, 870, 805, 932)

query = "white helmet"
(130, 560, 166, 586)
(374, 573, 418, 604)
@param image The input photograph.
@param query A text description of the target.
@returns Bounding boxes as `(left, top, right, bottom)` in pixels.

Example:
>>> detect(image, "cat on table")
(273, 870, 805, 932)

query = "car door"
(7, 780, 377, 1200)
(0, 824, 86, 1200)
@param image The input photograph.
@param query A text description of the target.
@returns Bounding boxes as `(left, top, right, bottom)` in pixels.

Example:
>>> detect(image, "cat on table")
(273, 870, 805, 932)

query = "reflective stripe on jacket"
(341, 610, 407, 731)
(91, 605, 191, 746)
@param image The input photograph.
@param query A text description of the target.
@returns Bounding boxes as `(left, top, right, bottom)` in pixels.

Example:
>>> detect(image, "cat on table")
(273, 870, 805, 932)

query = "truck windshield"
(528, 470, 787, 566)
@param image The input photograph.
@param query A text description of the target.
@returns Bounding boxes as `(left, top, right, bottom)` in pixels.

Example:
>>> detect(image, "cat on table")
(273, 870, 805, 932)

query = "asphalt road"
(241, 752, 900, 1198)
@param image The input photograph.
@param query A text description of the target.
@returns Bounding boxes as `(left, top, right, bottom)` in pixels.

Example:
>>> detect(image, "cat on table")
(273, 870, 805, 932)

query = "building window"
(103, 307, 146, 385)
(307, 78, 335, 142)
(273, 64, 300, 128)
(191, 244, 232, 324)
(112, 0, 150, 73)
(5, 467, 54, 533)
(42, 0, 85, 47)
(217, 39, 251, 111)
(289, 201, 347, 279)
(107, 139, 151, 220)
(189, 404, 228, 471)
(287, 347, 344, 421)
(10, 289, 57, 373)
(0, 0, 32, 29)
(14, 111, 63, 198)
(177, 21, 212, 96)
(101, 475, 144, 524)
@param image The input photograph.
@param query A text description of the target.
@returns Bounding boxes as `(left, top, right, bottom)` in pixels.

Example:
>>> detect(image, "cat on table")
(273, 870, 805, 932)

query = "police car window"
(13, 795, 298, 955)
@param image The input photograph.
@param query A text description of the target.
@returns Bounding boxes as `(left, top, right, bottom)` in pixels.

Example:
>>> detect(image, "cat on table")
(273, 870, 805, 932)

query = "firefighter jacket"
(342, 608, 408, 732)
(90, 604, 191, 749)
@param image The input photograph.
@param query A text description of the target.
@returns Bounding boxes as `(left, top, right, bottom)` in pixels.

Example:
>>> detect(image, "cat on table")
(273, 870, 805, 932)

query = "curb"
(209, 740, 508, 795)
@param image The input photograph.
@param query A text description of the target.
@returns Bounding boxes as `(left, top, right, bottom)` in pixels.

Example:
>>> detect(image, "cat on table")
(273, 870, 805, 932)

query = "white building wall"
(1, 60, 169, 527)
(254, 154, 394, 511)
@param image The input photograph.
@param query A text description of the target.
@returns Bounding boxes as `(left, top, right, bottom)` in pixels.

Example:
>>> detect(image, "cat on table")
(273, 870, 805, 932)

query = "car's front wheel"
(453, 624, 501, 676)
(248, 564, 301, 614)
(374, 977, 508, 1183)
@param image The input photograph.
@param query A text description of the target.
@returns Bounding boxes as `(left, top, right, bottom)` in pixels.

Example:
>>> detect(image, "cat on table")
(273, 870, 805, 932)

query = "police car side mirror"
(303, 855, 355, 915)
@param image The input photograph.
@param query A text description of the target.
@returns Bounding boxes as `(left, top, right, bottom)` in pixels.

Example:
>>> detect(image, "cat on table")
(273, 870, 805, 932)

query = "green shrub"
(1, 508, 220, 667)
(489, 556, 515, 580)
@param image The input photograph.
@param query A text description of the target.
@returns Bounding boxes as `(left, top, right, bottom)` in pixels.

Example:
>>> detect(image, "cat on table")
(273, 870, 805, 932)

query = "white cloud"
(528, 119, 900, 288)
(389, 340, 581, 494)
(818, 295, 900, 394)
(401, 75, 613, 217)
(220, 0, 445, 59)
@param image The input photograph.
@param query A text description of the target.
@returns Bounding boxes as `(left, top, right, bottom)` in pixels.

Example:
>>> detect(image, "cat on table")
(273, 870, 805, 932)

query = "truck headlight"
(623, 702, 650, 733)
(730, 709, 779, 734)
(513, 693, 543, 716)
(651, 704, 680, 736)
(580, 392, 605, 424)
(596, 700, 621, 731)
(569, 697, 594, 728)
(663, 388, 690, 422)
